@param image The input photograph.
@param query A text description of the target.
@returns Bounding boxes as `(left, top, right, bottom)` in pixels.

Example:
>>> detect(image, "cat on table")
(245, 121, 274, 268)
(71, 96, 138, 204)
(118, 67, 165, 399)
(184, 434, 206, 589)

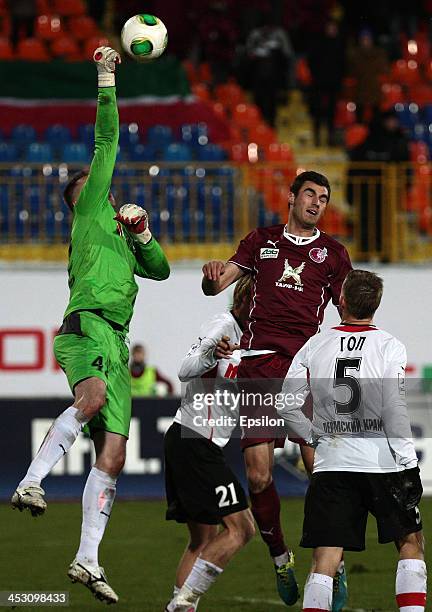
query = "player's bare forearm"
(202, 261, 244, 295)
(134, 238, 170, 280)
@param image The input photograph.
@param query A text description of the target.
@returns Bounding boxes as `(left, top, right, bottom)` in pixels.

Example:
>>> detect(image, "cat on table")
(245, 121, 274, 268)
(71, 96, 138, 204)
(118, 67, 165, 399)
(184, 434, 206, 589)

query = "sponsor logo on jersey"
(260, 247, 279, 259)
(309, 246, 328, 263)
(275, 259, 305, 291)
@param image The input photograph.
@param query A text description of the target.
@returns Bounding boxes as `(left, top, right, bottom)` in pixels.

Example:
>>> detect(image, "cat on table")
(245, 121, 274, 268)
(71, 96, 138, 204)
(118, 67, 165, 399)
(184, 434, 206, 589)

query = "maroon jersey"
(229, 225, 352, 357)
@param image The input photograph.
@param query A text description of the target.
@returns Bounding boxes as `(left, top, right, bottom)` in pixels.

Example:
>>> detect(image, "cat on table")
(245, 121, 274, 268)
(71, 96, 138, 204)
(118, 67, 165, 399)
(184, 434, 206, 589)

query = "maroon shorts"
(237, 352, 293, 451)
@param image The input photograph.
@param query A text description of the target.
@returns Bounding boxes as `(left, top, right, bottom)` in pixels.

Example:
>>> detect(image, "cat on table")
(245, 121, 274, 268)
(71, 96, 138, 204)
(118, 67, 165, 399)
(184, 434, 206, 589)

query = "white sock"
(336, 560, 345, 574)
(273, 551, 289, 567)
(303, 572, 333, 611)
(19, 407, 86, 487)
(396, 559, 427, 611)
(167, 557, 223, 610)
(76, 467, 117, 569)
(173, 585, 180, 598)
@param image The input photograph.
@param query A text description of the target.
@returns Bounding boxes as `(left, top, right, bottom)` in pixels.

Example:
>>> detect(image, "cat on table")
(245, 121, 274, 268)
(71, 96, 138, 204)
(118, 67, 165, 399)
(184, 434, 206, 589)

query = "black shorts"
(164, 422, 248, 525)
(301, 471, 423, 551)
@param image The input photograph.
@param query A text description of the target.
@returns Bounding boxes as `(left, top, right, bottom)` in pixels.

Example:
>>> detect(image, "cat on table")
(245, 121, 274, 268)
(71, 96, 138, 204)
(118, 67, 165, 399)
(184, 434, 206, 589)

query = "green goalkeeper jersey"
(64, 86, 170, 331)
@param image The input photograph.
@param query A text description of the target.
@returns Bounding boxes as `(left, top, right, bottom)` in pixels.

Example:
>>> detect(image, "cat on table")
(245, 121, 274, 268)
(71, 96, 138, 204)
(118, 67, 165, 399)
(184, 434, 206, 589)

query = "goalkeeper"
(11, 47, 170, 605)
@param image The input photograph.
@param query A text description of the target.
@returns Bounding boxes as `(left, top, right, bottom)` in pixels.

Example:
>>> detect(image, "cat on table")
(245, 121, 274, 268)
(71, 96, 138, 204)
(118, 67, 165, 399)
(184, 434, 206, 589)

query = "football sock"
(303, 573, 333, 611)
(169, 556, 222, 609)
(337, 559, 345, 574)
(396, 559, 427, 611)
(249, 481, 287, 557)
(76, 467, 117, 569)
(19, 407, 86, 487)
(273, 551, 289, 567)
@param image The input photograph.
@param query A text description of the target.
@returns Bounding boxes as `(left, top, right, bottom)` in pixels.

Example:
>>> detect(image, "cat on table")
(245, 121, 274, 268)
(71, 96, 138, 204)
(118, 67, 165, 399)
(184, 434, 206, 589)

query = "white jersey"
(174, 312, 242, 448)
(279, 323, 418, 473)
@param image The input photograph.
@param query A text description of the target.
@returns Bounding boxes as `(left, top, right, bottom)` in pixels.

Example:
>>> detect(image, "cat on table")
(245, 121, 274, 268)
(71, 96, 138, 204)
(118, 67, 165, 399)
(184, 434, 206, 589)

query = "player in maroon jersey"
(202, 170, 352, 607)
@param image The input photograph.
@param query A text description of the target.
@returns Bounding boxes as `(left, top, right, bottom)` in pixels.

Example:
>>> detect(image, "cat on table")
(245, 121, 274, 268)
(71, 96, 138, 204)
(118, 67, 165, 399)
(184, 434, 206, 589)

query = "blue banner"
(1, 398, 308, 502)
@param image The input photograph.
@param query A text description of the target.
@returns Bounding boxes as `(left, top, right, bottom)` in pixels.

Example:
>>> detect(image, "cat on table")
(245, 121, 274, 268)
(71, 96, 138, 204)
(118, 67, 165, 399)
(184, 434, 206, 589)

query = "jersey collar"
(283, 225, 321, 245)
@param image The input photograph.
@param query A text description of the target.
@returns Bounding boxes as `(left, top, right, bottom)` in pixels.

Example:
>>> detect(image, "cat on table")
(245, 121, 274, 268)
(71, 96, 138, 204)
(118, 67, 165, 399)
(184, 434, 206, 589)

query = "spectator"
(347, 110, 410, 258)
(307, 19, 345, 146)
(348, 28, 389, 123)
(7, 0, 37, 49)
(130, 344, 174, 397)
(246, 11, 293, 126)
(86, 0, 107, 27)
(196, 0, 238, 84)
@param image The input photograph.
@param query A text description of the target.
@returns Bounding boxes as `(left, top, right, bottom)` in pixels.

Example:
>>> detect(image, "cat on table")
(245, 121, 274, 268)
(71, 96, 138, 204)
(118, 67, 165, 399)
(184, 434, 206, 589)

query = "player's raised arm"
(74, 47, 120, 215)
(114, 203, 170, 280)
(202, 229, 256, 295)
(202, 261, 244, 295)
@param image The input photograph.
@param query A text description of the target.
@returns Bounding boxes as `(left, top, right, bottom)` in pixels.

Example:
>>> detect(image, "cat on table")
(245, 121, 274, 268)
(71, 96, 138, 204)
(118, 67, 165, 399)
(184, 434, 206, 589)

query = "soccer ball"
(121, 14, 168, 62)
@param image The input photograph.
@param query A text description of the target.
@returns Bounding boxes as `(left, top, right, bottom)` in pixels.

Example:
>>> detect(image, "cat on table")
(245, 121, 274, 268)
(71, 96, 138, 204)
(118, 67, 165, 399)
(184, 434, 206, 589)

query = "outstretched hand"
(114, 204, 152, 244)
(93, 46, 121, 87)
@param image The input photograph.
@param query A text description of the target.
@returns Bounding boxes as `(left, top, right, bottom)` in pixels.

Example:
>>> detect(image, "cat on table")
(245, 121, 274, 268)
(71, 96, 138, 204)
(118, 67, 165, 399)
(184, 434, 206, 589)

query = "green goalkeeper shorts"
(53, 310, 131, 438)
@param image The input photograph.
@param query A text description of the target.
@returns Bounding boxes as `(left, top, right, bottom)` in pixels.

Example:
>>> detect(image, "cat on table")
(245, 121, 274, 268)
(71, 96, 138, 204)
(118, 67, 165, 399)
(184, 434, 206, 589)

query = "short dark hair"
(232, 274, 253, 311)
(63, 169, 89, 210)
(343, 270, 383, 319)
(290, 171, 331, 201)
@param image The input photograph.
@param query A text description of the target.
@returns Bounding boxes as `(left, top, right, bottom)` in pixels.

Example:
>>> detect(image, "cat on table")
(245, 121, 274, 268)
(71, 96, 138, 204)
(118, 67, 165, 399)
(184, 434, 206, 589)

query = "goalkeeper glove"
(93, 46, 121, 88)
(114, 203, 152, 244)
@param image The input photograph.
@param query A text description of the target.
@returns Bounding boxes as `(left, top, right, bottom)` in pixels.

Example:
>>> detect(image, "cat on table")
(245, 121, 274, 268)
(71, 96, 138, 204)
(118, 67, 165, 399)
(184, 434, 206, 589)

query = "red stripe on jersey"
(332, 325, 378, 332)
(396, 592, 427, 607)
(303, 608, 330, 612)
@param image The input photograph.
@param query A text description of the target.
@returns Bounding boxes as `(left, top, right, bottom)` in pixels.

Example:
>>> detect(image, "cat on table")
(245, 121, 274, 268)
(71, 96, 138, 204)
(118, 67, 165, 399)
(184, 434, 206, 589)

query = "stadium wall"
(0, 264, 431, 395)
(0, 397, 310, 501)
(1, 397, 431, 500)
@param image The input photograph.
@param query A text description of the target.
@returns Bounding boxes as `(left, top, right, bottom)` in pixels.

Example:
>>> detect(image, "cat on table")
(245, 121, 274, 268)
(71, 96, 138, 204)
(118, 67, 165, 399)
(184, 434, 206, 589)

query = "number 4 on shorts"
(91, 356, 103, 371)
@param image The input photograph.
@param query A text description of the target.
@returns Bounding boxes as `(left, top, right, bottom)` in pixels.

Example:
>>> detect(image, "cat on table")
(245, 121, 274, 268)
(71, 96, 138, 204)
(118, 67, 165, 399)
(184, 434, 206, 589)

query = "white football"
(121, 14, 168, 62)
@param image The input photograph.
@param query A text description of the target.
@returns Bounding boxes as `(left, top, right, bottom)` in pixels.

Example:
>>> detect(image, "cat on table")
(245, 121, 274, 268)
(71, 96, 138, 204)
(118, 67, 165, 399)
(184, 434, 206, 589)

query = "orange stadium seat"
(210, 102, 227, 120)
(265, 142, 294, 162)
(402, 34, 430, 66)
(215, 81, 246, 109)
(16, 37, 50, 60)
(198, 62, 212, 83)
(410, 142, 429, 163)
(391, 59, 421, 86)
(380, 83, 404, 110)
(410, 84, 432, 106)
(51, 35, 82, 60)
(191, 83, 210, 102)
(53, 0, 85, 16)
(182, 59, 198, 84)
(345, 124, 368, 149)
(230, 143, 249, 162)
(35, 15, 64, 40)
(84, 36, 110, 59)
(68, 15, 99, 41)
(232, 103, 262, 128)
(0, 0, 6, 14)
(334, 100, 357, 128)
(296, 57, 312, 86)
(248, 123, 277, 147)
(0, 36, 13, 59)
(36, 0, 51, 14)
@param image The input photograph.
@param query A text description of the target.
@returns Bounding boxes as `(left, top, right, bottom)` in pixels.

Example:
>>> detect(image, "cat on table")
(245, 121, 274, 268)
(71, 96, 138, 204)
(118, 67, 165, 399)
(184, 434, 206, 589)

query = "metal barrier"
(0, 162, 431, 262)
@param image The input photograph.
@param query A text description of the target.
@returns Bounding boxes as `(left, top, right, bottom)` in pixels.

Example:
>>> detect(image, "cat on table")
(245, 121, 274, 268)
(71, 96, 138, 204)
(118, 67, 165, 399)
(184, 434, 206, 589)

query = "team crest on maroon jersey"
(309, 246, 328, 263)
(275, 259, 305, 291)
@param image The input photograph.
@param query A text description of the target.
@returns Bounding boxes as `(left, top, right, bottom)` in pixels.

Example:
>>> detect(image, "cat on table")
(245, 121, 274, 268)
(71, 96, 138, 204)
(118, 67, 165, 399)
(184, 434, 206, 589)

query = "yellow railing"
(0, 162, 431, 262)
